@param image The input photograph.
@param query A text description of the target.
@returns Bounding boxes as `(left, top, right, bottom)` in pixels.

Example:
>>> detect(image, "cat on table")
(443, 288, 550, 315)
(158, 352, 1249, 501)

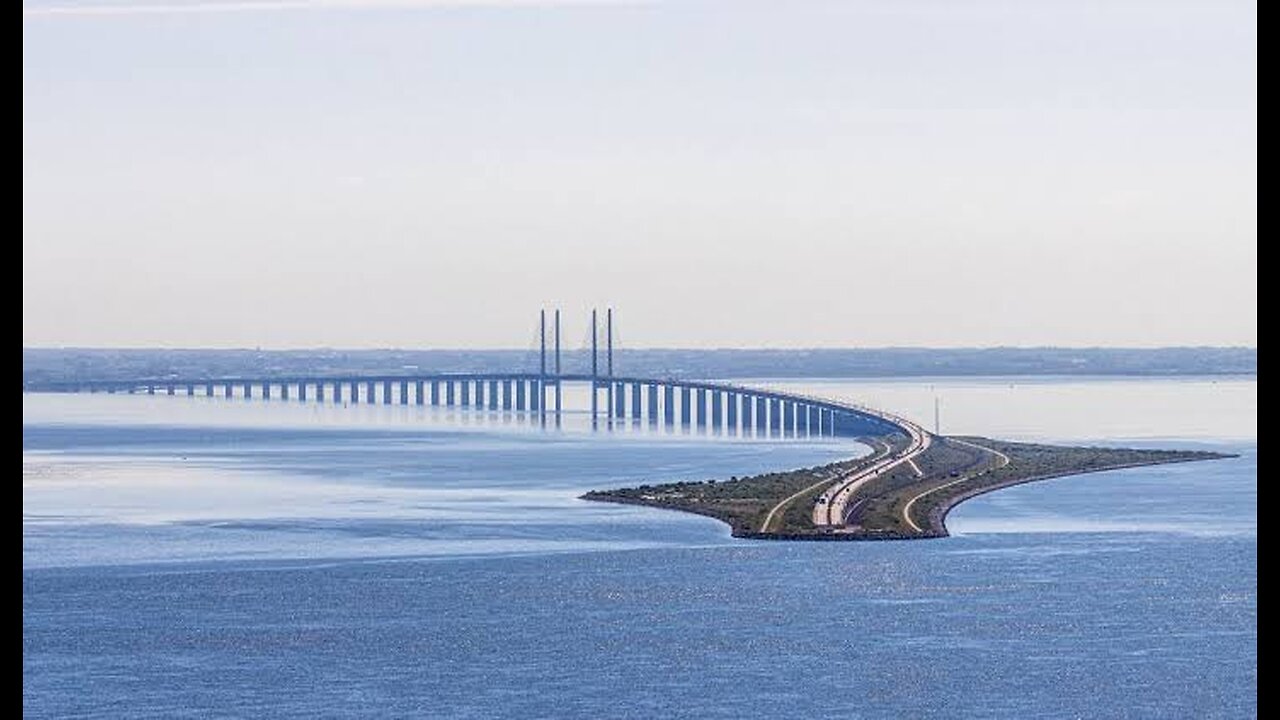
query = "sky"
(22, 0, 1256, 349)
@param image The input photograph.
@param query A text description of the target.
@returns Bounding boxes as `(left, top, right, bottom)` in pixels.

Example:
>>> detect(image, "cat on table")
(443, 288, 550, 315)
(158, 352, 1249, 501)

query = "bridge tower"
(591, 308, 599, 429)
(539, 309, 548, 426)
(605, 307, 614, 429)
(554, 308, 562, 426)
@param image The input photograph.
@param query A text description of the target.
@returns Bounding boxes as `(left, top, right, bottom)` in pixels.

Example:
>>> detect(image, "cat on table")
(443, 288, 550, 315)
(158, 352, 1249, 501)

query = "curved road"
(900, 437, 1010, 533)
(812, 417, 932, 529)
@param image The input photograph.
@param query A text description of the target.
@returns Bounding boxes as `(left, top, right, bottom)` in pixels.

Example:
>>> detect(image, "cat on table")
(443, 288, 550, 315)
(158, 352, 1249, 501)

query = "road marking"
(762, 472, 841, 533)
(817, 422, 931, 528)
(901, 438, 1010, 533)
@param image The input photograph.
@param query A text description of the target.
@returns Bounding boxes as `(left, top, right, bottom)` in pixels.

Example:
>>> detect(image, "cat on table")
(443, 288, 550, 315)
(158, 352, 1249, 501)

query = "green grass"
(581, 436, 1231, 540)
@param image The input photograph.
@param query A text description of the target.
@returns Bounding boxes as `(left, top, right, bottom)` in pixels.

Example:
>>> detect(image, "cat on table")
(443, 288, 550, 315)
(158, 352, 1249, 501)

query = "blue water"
(23, 379, 1257, 718)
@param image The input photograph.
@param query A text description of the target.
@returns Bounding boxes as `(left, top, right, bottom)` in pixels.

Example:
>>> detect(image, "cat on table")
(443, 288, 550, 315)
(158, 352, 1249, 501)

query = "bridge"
(24, 310, 934, 526)
(24, 309, 917, 438)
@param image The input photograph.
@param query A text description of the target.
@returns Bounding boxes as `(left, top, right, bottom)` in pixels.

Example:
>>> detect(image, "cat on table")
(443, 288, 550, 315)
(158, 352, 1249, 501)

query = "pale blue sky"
(23, 0, 1256, 348)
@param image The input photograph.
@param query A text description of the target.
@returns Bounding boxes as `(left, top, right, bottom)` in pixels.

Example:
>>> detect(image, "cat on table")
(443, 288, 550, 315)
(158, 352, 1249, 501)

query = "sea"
(23, 376, 1257, 718)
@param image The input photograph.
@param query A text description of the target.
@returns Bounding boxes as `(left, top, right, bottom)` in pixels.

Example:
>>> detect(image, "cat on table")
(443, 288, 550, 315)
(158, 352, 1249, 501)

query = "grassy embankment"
(581, 437, 1230, 540)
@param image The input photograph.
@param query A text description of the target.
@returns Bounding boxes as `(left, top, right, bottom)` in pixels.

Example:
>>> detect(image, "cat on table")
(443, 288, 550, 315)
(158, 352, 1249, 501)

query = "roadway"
(812, 417, 932, 528)
(900, 437, 1011, 533)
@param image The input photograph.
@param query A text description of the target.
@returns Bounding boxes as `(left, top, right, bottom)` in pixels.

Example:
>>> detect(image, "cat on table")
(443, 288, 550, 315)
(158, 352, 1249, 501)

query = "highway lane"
(805, 438, 891, 528)
(813, 418, 932, 528)
(900, 437, 1010, 533)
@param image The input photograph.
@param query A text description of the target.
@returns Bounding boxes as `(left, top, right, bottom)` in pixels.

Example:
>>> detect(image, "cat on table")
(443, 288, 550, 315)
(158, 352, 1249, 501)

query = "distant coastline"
(22, 346, 1257, 386)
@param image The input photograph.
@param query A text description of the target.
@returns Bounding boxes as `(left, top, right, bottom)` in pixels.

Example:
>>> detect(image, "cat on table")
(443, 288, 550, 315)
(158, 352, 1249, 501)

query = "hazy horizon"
(23, 0, 1256, 349)
(18, 341, 1260, 351)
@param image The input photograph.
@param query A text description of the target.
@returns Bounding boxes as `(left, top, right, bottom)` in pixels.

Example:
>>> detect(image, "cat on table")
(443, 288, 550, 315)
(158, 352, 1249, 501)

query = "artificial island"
(24, 309, 1233, 540)
(583, 434, 1228, 540)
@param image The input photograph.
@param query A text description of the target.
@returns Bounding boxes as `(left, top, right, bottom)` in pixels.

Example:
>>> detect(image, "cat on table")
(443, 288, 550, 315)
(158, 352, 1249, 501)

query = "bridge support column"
(414, 381, 424, 405)
(280, 383, 289, 401)
(503, 380, 513, 410)
(331, 382, 341, 403)
(185, 384, 194, 396)
(613, 382, 625, 418)
(726, 392, 738, 436)
(531, 380, 542, 412)
(446, 381, 456, 406)
(755, 397, 767, 436)
(627, 382, 640, 421)
(663, 385, 675, 428)
(243, 382, 252, 399)
(680, 387, 692, 429)
(399, 381, 409, 405)
(206, 382, 214, 397)
(364, 381, 375, 404)
(460, 380, 471, 407)
(299, 383, 308, 402)
(770, 399, 781, 437)
(488, 380, 499, 410)
(711, 392, 723, 433)
(430, 381, 440, 405)
(516, 380, 527, 411)
(741, 394, 754, 435)
(474, 380, 485, 408)
(695, 388, 707, 429)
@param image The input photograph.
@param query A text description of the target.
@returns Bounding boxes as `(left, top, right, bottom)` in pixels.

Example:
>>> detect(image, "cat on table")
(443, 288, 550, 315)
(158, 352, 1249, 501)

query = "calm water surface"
(23, 377, 1257, 718)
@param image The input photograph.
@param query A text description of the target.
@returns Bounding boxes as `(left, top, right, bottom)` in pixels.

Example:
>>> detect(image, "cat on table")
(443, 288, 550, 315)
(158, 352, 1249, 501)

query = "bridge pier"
(516, 380, 527, 411)
(726, 392, 738, 436)
(680, 387, 692, 430)
(280, 383, 289, 401)
(711, 391, 722, 433)
(460, 380, 471, 407)
(741, 394, 754, 436)
(446, 381, 455, 406)
(488, 380, 499, 410)
(624, 382, 637, 421)
(613, 382, 624, 419)
(662, 385, 674, 428)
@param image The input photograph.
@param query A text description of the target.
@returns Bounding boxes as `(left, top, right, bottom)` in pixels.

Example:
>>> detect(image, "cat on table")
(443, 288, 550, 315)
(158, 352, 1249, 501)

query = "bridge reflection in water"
(22, 310, 911, 441)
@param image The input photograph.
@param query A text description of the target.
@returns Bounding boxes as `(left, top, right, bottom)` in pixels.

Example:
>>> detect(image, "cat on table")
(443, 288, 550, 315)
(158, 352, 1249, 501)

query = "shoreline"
(583, 444, 1234, 541)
